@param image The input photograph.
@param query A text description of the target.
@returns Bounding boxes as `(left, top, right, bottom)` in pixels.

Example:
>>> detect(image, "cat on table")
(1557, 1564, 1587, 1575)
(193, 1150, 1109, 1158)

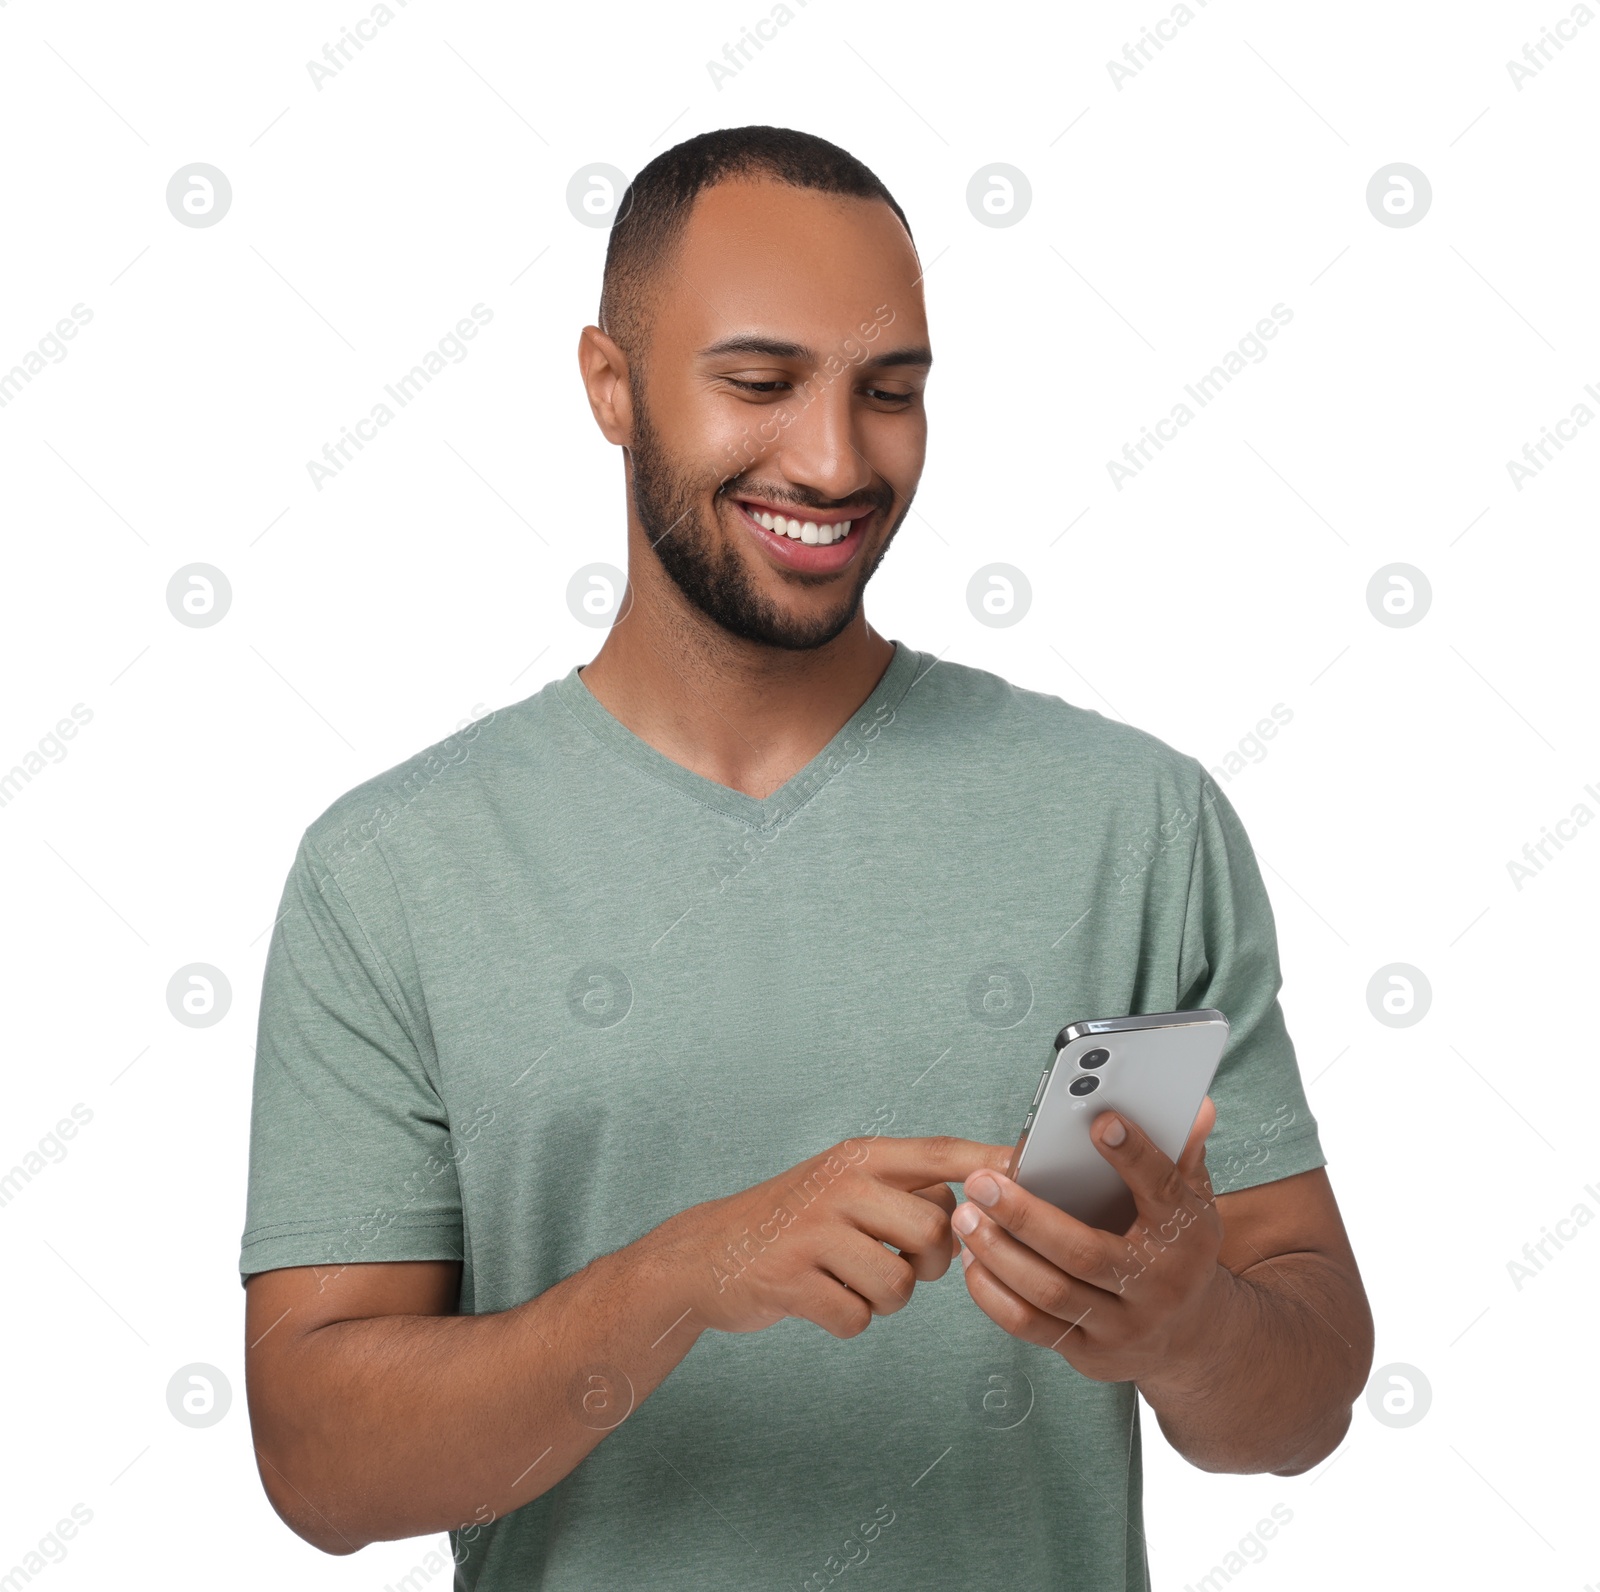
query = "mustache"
(715, 477, 895, 517)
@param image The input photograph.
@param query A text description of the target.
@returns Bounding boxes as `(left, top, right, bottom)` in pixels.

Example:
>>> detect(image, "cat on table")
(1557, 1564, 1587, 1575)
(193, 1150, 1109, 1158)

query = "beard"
(627, 392, 904, 651)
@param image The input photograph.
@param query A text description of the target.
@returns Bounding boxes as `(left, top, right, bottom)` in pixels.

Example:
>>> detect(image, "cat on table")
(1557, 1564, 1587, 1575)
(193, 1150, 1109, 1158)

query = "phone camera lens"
(1069, 1074, 1100, 1096)
(1080, 1048, 1110, 1069)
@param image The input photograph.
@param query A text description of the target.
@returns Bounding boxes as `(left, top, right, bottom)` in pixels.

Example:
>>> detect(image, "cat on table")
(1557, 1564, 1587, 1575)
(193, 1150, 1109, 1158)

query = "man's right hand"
(243, 1133, 1013, 1551)
(655, 1135, 1015, 1338)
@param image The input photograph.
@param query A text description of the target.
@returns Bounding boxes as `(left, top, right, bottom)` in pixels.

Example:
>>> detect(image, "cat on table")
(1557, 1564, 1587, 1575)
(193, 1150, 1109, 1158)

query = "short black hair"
(599, 125, 913, 360)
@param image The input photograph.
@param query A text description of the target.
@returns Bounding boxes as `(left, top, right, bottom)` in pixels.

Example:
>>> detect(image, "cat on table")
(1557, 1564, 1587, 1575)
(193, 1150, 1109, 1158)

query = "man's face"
(624, 178, 931, 651)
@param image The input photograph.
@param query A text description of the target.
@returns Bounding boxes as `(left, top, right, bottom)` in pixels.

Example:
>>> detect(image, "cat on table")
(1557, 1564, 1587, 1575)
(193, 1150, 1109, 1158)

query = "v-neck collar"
(554, 639, 923, 829)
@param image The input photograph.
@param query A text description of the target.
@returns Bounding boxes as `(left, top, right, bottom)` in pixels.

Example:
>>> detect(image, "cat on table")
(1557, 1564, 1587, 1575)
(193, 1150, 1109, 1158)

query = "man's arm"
(952, 1101, 1373, 1476)
(245, 1242, 700, 1556)
(1133, 1164, 1372, 1474)
(245, 1135, 1010, 1554)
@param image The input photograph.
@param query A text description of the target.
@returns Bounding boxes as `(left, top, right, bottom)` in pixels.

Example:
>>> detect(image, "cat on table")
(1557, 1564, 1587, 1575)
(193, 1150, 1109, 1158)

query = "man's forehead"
(658, 177, 926, 348)
(679, 173, 907, 237)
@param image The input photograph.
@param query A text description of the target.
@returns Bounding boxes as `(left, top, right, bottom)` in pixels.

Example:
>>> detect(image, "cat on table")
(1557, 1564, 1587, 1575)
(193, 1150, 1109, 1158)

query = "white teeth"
(748, 507, 855, 544)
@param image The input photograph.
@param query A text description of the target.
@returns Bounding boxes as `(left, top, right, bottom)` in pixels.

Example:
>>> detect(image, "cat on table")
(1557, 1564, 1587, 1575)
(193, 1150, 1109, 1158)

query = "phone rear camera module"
(1068, 1074, 1100, 1096)
(1079, 1048, 1110, 1070)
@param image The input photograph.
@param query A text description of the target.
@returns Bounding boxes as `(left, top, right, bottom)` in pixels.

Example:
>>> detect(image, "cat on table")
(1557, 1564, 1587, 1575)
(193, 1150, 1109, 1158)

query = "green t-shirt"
(240, 640, 1325, 1591)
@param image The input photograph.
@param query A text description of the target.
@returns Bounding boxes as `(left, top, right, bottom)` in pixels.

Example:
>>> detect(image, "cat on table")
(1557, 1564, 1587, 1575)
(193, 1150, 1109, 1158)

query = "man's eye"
(722, 377, 918, 404)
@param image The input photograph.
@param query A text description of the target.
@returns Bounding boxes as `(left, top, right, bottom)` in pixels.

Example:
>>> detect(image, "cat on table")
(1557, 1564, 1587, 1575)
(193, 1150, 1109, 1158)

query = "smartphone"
(1005, 1008, 1229, 1233)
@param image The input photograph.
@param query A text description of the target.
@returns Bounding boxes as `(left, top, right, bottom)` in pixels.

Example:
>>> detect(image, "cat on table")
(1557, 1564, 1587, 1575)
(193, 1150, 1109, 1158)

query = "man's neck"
(577, 570, 895, 802)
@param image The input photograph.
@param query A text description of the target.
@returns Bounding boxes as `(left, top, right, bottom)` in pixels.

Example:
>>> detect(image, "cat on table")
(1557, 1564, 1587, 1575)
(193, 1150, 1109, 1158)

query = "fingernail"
(952, 1202, 980, 1236)
(967, 1173, 1000, 1207)
(960, 1247, 975, 1269)
(1102, 1117, 1126, 1147)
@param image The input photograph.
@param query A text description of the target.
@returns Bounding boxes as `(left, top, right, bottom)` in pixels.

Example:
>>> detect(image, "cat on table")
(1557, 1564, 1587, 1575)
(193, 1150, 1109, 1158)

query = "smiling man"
(241, 126, 1373, 1590)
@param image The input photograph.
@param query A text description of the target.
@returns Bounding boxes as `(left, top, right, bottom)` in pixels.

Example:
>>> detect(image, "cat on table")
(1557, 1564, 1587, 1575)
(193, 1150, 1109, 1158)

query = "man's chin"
(724, 590, 867, 652)
(640, 486, 900, 650)
(731, 536, 891, 649)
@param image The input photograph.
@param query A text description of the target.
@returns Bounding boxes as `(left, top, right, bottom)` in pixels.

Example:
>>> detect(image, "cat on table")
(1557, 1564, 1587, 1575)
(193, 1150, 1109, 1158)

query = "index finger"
(1089, 1109, 1201, 1224)
(853, 1135, 1016, 1190)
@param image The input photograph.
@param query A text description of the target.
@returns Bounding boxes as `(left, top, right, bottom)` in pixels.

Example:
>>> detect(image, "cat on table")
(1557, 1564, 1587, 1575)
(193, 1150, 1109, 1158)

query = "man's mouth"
(726, 493, 885, 575)
(734, 497, 864, 546)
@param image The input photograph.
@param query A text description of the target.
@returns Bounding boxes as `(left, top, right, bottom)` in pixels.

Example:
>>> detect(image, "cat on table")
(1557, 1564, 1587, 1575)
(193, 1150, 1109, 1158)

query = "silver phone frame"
(1006, 1007, 1229, 1232)
(1053, 1008, 1224, 1050)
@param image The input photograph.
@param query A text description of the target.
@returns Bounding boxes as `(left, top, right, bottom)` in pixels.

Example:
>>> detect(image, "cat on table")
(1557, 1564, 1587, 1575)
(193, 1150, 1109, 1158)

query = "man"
(241, 126, 1372, 1590)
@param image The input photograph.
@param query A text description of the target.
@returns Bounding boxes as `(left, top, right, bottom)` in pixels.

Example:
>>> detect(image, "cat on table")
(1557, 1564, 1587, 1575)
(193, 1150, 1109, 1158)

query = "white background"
(2, 0, 1596, 1587)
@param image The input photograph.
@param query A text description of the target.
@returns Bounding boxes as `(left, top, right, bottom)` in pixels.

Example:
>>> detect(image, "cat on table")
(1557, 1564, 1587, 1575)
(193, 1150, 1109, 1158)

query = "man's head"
(579, 126, 930, 651)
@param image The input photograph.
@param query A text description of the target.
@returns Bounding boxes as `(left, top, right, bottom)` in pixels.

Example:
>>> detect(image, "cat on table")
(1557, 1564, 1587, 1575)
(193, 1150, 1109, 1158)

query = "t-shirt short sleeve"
(238, 833, 464, 1286)
(1176, 766, 1326, 1196)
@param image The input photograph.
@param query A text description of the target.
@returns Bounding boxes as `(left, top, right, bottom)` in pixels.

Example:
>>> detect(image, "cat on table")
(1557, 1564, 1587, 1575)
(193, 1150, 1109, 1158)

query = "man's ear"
(578, 324, 636, 447)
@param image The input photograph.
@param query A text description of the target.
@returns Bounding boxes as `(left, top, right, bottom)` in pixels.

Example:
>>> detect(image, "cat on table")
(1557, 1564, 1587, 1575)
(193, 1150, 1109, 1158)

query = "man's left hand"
(953, 1098, 1236, 1391)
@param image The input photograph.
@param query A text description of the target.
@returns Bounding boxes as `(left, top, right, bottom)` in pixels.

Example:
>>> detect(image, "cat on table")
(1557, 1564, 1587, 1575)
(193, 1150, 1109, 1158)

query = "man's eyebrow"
(697, 335, 813, 361)
(695, 335, 933, 370)
(863, 345, 933, 369)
